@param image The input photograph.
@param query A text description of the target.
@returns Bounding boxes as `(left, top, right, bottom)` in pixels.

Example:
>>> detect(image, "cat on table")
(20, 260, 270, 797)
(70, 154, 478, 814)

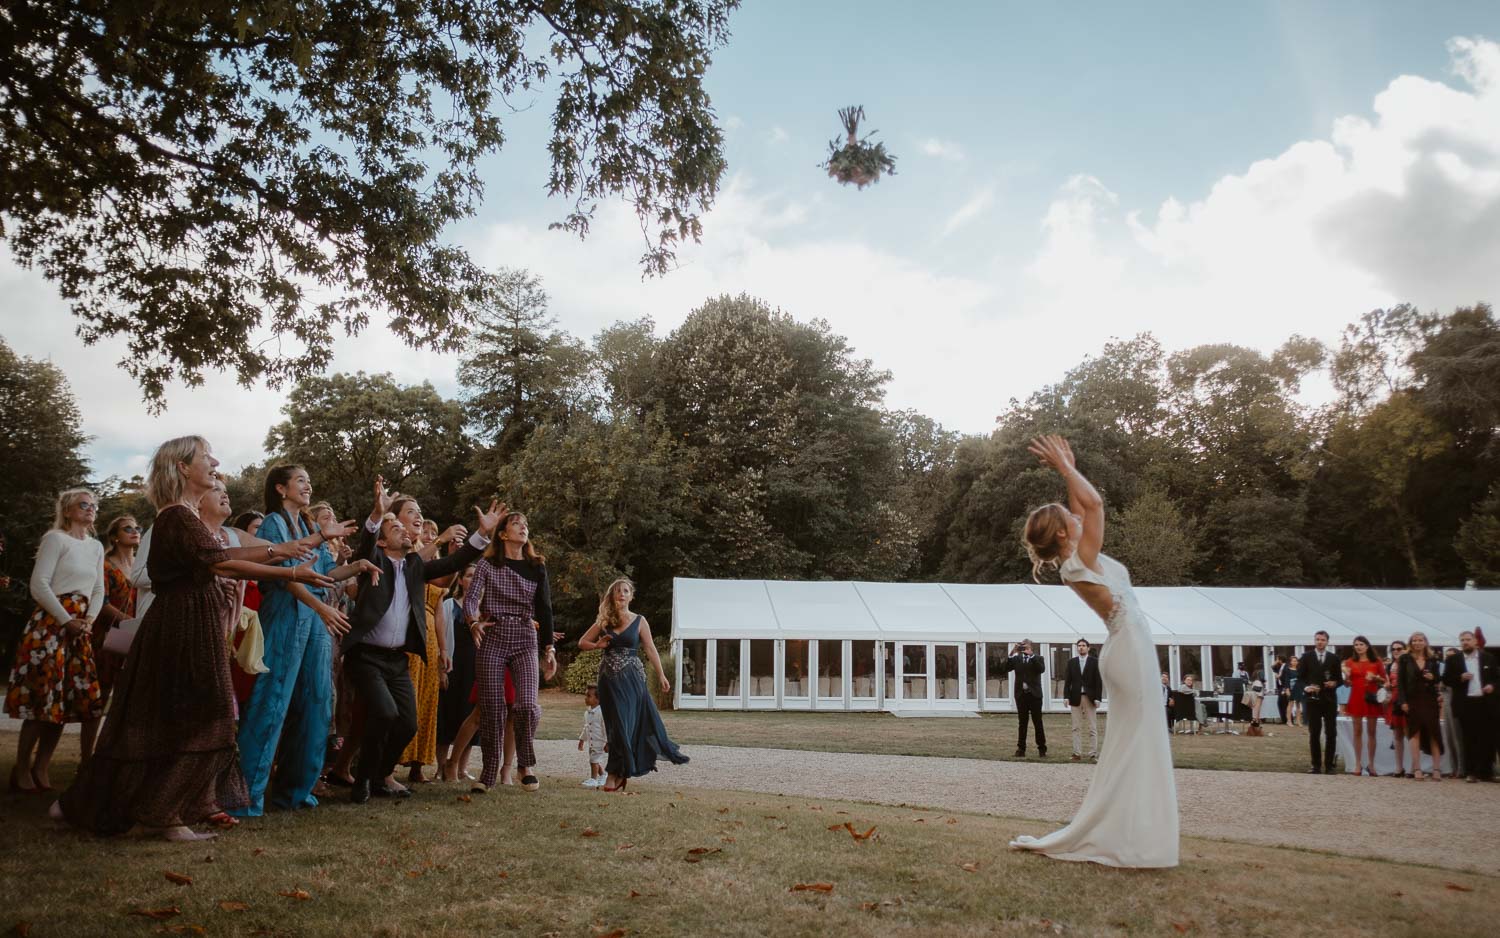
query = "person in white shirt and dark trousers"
(578, 684, 608, 787)
(1443, 631, 1498, 782)
(1064, 639, 1103, 761)
(994, 640, 1047, 758)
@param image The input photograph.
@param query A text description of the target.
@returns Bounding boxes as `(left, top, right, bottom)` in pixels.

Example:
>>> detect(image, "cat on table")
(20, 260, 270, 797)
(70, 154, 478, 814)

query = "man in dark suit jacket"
(1442, 630, 1499, 782)
(994, 639, 1048, 757)
(342, 478, 503, 803)
(1064, 638, 1104, 761)
(1297, 630, 1343, 774)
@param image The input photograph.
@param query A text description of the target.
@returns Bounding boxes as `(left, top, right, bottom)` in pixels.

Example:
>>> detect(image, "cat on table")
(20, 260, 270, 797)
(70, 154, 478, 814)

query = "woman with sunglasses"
(1383, 640, 1408, 777)
(5, 489, 106, 793)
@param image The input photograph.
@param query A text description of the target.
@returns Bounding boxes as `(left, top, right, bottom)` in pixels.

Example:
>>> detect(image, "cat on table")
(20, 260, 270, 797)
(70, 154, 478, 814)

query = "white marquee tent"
(669, 577, 1500, 714)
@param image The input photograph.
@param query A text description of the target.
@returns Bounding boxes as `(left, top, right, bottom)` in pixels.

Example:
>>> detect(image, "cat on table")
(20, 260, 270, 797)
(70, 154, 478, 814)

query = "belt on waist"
(355, 643, 408, 656)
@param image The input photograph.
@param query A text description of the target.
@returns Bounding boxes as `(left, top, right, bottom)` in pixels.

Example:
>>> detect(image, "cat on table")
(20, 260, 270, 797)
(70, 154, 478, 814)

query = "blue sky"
(3, 2, 1499, 478)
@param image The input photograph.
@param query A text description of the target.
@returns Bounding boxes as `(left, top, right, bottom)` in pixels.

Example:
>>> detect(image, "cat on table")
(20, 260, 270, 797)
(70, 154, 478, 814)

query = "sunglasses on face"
(76, 503, 97, 511)
(120, 525, 141, 533)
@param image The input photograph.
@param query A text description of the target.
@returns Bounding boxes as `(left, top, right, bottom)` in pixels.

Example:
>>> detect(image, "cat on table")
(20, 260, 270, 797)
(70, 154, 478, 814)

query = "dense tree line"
(4, 292, 1498, 639)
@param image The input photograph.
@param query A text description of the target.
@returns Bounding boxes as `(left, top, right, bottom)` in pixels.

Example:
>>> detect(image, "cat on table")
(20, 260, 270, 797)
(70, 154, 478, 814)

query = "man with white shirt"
(1064, 639, 1103, 761)
(342, 478, 503, 804)
(1297, 630, 1343, 774)
(1443, 631, 1498, 782)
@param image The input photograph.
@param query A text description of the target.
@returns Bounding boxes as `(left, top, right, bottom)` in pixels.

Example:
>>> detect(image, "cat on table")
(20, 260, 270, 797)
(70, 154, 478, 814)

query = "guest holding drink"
(1383, 640, 1408, 777)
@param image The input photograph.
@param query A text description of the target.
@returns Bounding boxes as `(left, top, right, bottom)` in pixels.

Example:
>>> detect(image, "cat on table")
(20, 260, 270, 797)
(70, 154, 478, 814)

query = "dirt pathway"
(534, 740, 1500, 875)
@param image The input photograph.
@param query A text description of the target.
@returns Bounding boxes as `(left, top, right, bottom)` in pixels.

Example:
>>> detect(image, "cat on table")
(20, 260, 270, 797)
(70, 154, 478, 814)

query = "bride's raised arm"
(1027, 435, 1105, 570)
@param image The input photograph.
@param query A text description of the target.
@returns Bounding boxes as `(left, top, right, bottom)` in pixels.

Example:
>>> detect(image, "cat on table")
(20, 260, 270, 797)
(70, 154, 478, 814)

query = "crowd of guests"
(1154, 628, 1498, 781)
(4, 435, 686, 841)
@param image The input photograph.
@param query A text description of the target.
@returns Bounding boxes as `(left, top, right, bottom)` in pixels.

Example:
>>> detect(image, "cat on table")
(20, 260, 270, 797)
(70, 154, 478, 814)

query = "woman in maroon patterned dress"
(54, 435, 341, 842)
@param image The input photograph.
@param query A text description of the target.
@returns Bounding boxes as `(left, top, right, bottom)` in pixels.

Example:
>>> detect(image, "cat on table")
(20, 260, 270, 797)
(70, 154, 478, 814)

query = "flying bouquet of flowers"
(821, 106, 897, 189)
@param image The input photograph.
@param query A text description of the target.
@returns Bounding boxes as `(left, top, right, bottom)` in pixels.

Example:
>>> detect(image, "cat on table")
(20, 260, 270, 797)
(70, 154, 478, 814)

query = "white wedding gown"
(1009, 551, 1180, 868)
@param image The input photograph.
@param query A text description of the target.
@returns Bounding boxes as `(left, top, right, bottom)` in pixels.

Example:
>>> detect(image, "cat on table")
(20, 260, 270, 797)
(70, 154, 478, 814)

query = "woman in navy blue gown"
(576, 578, 687, 791)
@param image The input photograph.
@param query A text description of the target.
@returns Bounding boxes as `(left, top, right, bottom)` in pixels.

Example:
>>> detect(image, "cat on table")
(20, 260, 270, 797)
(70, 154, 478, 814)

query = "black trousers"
(1016, 693, 1046, 752)
(1306, 694, 1338, 770)
(344, 645, 418, 785)
(1454, 695, 1497, 779)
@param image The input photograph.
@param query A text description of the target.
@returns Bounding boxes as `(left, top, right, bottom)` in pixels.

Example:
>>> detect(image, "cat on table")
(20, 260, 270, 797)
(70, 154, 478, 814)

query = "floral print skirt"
(4, 593, 103, 724)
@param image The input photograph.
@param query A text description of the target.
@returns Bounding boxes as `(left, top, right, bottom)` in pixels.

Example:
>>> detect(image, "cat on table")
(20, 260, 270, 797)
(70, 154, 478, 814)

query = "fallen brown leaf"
(163, 870, 194, 886)
(406, 870, 424, 879)
(498, 871, 509, 879)
(846, 824, 877, 841)
(594, 930, 626, 938)
(1445, 883, 1474, 892)
(615, 843, 636, 852)
(155, 926, 205, 936)
(628, 890, 642, 899)
(945, 817, 958, 825)
(717, 807, 729, 814)
(687, 846, 720, 855)
(959, 862, 979, 873)
(278, 889, 311, 901)
(790, 883, 835, 893)
(252, 848, 265, 856)
(456, 795, 472, 803)
(827, 823, 845, 832)
(218, 901, 249, 912)
(128, 908, 182, 920)
(581, 827, 601, 838)
(1170, 922, 1195, 933)
(912, 817, 927, 823)
(720, 837, 736, 844)
(559, 821, 570, 829)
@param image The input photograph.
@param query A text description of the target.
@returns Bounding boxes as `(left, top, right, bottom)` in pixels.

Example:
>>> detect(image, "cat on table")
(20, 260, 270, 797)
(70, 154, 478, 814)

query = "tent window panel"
(883, 642, 896, 697)
(716, 640, 740, 698)
(1210, 646, 1234, 692)
(785, 640, 809, 698)
(965, 643, 978, 700)
(1242, 646, 1267, 683)
(985, 644, 1010, 699)
(902, 645, 927, 700)
(934, 645, 959, 701)
(682, 640, 707, 697)
(851, 641, 876, 699)
(1051, 645, 1070, 700)
(1156, 645, 1171, 683)
(1179, 645, 1204, 691)
(818, 640, 844, 697)
(749, 640, 774, 696)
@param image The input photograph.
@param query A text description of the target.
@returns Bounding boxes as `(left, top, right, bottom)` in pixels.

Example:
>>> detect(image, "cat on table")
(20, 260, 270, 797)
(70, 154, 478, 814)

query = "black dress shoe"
(1306, 767, 1322, 774)
(1038, 749, 1048, 758)
(351, 780, 372, 804)
(372, 785, 411, 799)
(1014, 749, 1026, 758)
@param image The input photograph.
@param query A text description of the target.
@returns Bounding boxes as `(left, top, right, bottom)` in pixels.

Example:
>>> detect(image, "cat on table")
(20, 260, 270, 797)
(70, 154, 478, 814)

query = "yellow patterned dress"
(400, 583, 445, 767)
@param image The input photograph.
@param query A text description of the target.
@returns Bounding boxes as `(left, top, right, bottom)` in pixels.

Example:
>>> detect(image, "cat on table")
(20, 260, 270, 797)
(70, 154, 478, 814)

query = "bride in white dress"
(1009, 435, 1179, 868)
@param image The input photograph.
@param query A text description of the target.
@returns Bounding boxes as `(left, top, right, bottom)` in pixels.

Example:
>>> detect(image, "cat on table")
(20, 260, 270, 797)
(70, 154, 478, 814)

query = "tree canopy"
(0, 0, 737, 404)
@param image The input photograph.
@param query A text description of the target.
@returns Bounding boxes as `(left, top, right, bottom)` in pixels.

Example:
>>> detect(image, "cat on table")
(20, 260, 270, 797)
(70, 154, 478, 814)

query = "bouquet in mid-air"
(821, 106, 897, 189)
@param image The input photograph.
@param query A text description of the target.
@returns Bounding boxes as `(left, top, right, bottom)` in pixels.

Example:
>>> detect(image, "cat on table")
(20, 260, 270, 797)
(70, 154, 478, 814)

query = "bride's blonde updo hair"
(1023, 503, 1071, 582)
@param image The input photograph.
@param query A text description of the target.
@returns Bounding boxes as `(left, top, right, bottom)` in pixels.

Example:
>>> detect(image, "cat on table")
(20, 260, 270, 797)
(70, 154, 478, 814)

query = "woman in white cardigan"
(5, 489, 106, 793)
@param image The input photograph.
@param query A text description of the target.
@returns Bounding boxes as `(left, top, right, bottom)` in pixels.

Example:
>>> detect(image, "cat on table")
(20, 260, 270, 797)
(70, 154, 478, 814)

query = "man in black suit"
(995, 639, 1047, 757)
(342, 478, 504, 804)
(1443, 630, 1499, 782)
(1064, 638, 1103, 761)
(1297, 630, 1343, 774)
(1161, 672, 1174, 729)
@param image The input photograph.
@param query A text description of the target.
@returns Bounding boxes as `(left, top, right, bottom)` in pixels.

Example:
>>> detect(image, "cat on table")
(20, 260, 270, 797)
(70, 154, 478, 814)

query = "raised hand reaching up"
(369, 475, 403, 525)
(473, 498, 506, 539)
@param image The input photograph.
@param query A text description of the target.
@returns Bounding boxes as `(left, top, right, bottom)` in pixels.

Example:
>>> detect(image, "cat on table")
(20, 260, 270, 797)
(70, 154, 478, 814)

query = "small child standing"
(578, 684, 608, 788)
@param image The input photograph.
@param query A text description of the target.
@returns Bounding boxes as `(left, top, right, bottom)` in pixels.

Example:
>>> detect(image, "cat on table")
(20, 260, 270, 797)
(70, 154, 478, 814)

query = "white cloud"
(919, 138, 966, 162)
(941, 184, 997, 237)
(768, 126, 789, 144)
(723, 114, 744, 130)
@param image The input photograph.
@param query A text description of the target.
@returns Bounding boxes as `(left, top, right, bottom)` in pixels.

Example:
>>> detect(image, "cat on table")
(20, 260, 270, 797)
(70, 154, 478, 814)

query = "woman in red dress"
(1382, 639, 1408, 777)
(1343, 636, 1383, 777)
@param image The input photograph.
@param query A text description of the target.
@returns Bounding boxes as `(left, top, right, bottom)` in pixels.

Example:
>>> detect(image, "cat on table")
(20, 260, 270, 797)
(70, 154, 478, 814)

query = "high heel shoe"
(602, 777, 628, 793)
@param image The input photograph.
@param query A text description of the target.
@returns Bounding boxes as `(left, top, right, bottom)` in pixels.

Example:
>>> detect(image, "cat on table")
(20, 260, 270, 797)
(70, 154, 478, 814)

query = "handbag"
(1374, 687, 1390, 705)
(102, 616, 140, 656)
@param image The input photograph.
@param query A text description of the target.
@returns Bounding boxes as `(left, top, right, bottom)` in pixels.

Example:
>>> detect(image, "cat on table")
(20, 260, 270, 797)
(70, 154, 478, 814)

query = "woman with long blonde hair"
(1009, 435, 1178, 868)
(577, 577, 687, 792)
(5, 489, 105, 792)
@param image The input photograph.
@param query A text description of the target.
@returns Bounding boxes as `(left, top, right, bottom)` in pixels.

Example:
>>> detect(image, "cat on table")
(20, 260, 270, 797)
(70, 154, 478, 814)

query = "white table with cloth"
(1336, 716, 1454, 775)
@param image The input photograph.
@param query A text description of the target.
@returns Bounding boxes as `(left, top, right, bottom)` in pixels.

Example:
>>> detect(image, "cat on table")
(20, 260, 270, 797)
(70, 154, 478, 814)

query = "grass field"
(2, 739, 1490, 938)
(534, 690, 1320, 774)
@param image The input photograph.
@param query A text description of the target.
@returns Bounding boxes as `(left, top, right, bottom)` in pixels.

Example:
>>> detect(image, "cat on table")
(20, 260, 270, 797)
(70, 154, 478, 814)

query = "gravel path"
(534, 740, 1500, 875)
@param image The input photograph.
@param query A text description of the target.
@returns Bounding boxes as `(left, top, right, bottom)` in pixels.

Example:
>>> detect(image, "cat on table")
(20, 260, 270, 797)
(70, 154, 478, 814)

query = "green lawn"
(3, 741, 1489, 938)
(536, 690, 1321, 774)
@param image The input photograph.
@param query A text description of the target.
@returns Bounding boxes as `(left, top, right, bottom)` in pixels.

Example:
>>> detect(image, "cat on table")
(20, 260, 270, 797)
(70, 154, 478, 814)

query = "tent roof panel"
(1356, 590, 1494, 644)
(852, 582, 978, 639)
(671, 578, 780, 639)
(763, 580, 879, 637)
(1437, 590, 1500, 626)
(1134, 587, 1268, 644)
(1194, 588, 1347, 641)
(1272, 589, 1424, 642)
(940, 584, 1093, 640)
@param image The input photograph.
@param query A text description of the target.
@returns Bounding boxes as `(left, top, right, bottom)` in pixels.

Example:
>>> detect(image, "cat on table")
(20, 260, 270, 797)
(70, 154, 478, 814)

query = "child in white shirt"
(578, 685, 607, 788)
